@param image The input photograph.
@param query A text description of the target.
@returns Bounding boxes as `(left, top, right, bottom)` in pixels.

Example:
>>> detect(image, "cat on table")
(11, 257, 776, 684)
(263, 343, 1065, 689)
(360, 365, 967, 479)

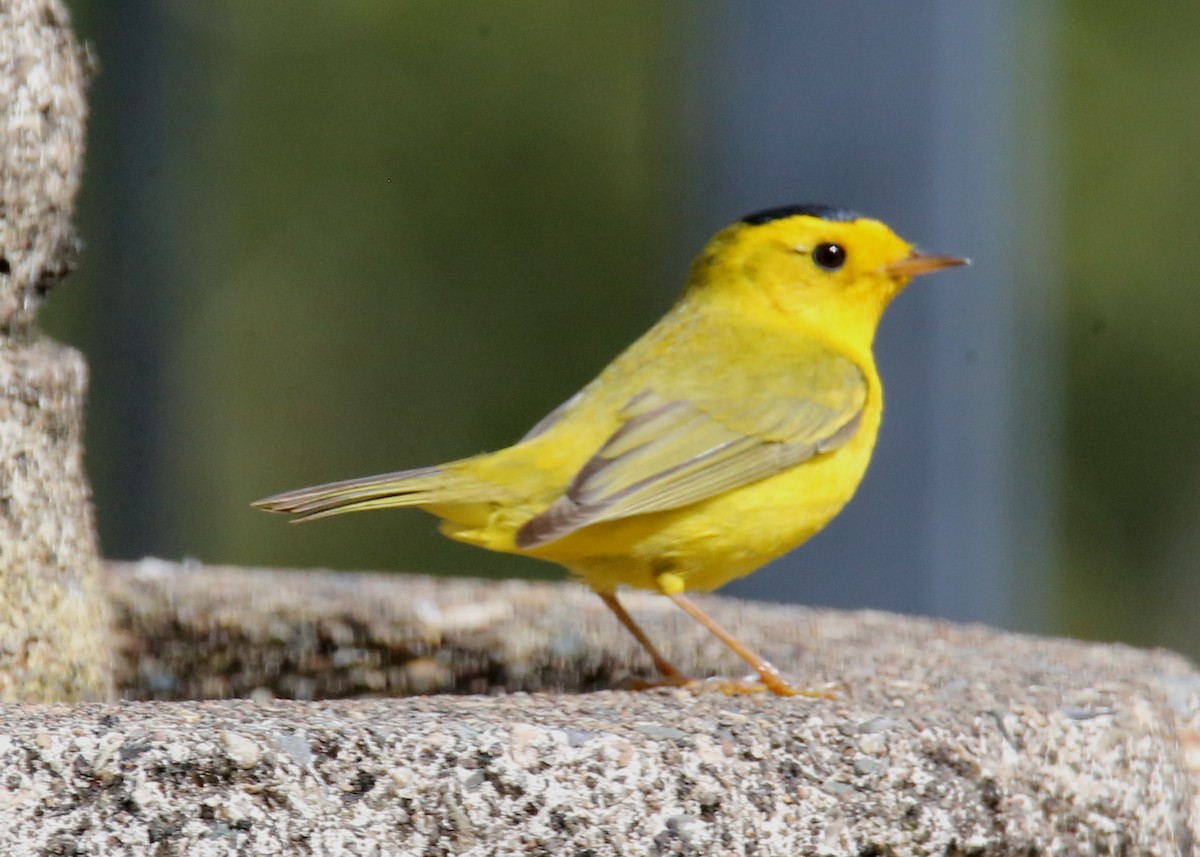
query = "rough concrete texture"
(0, 338, 111, 701)
(40, 558, 1186, 855)
(0, 0, 88, 330)
(0, 0, 112, 701)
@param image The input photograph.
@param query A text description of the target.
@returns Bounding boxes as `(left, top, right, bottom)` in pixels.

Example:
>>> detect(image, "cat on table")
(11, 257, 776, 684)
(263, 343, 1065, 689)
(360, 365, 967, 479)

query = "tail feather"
(253, 463, 503, 522)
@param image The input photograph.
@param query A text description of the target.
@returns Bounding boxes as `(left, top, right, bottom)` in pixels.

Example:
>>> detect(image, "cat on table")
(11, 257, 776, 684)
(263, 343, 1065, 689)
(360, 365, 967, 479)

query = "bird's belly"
(545, 426, 878, 594)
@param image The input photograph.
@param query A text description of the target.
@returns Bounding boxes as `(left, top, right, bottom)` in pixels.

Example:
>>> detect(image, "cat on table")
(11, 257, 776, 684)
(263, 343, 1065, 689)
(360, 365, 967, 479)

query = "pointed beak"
(879, 249, 970, 279)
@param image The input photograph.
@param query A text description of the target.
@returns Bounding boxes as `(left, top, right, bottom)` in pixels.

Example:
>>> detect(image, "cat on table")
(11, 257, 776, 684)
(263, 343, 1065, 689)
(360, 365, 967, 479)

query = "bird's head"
(690, 204, 967, 345)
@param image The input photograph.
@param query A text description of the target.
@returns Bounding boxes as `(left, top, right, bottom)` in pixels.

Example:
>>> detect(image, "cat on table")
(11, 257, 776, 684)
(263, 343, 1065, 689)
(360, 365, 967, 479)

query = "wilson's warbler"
(255, 205, 966, 695)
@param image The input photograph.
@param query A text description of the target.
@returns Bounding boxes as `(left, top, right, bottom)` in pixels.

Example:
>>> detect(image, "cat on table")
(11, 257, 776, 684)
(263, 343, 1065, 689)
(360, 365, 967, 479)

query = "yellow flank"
(255, 204, 966, 695)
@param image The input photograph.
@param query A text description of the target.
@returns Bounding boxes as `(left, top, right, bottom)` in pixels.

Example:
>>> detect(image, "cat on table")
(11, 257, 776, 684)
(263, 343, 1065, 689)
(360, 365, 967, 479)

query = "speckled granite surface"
(0, 558, 1176, 855)
(0, 0, 88, 327)
(0, 0, 111, 703)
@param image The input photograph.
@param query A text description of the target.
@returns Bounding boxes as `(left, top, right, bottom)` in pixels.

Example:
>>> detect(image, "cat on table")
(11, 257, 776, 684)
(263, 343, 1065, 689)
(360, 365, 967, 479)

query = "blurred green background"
(1059, 4, 1200, 656)
(46, 3, 1200, 661)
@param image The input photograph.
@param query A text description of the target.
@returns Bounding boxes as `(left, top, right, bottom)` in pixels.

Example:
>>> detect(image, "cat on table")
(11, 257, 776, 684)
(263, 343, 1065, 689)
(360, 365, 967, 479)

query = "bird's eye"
(811, 242, 846, 271)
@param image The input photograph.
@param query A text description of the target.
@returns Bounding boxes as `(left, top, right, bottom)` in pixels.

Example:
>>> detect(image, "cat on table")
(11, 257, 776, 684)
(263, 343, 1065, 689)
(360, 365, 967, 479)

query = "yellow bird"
(255, 205, 966, 696)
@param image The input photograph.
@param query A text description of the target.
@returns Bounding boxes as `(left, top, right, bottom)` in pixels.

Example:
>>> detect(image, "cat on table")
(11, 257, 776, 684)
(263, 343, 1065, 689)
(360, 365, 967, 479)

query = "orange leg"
(666, 592, 834, 698)
(597, 591, 692, 685)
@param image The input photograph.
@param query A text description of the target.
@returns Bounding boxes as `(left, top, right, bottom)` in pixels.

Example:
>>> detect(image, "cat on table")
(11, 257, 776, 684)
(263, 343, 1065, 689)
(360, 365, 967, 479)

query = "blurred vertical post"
(678, 1, 1061, 630)
(62, 0, 209, 560)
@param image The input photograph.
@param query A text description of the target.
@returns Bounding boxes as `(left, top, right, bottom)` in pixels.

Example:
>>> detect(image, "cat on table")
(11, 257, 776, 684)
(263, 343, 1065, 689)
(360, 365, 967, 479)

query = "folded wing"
(516, 350, 867, 548)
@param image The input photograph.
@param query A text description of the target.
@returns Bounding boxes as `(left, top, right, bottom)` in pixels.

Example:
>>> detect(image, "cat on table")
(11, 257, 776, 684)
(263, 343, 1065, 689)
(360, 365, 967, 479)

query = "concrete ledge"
(0, 687, 1184, 856)
(1, 558, 1175, 854)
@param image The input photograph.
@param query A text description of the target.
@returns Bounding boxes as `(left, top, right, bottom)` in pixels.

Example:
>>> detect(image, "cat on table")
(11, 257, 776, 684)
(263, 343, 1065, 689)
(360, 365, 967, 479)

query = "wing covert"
(515, 348, 867, 549)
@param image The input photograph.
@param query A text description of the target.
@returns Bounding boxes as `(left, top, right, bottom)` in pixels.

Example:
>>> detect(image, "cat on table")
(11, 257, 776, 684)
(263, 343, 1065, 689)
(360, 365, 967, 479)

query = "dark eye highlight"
(812, 242, 846, 271)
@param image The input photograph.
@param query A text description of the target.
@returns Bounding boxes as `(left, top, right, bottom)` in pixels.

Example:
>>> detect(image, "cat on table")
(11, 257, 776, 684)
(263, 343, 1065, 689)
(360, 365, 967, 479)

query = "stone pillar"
(0, 0, 112, 700)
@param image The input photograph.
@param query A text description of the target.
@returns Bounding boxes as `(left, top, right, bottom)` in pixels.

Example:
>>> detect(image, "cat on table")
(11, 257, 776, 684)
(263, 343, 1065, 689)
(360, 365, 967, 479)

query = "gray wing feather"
(515, 377, 865, 549)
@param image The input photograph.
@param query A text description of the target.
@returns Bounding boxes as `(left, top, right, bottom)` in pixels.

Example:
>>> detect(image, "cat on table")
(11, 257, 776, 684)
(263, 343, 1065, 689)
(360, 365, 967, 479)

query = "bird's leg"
(596, 591, 692, 685)
(665, 591, 834, 698)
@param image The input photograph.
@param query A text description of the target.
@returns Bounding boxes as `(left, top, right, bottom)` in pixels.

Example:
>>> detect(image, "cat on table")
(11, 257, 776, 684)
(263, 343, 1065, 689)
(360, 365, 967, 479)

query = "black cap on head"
(741, 204, 861, 226)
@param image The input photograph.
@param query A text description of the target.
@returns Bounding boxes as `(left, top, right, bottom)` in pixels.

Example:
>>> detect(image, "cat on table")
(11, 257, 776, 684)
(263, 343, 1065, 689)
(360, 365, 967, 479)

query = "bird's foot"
(622, 674, 845, 698)
(703, 675, 845, 699)
(622, 673, 701, 692)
